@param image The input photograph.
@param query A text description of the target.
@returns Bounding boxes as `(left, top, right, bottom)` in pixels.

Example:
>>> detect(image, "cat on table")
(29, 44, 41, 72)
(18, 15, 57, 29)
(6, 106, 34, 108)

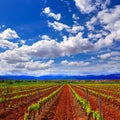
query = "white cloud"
(67, 25, 84, 33)
(48, 21, 70, 31)
(0, 32, 94, 60)
(98, 51, 120, 60)
(94, 5, 120, 49)
(0, 40, 18, 49)
(0, 58, 54, 75)
(72, 14, 79, 20)
(48, 21, 84, 34)
(95, 33, 115, 49)
(88, 33, 102, 39)
(43, 7, 51, 14)
(0, 43, 54, 74)
(61, 32, 94, 56)
(0, 60, 13, 75)
(97, 6, 120, 25)
(98, 53, 111, 59)
(26, 39, 64, 58)
(0, 49, 30, 64)
(74, 0, 95, 13)
(0, 28, 19, 49)
(1, 57, 119, 75)
(0, 28, 19, 40)
(81, 62, 120, 75)
(85, 5, 120, 50)
(86, 17, 97, 30)
(61, 60, 90, 66)
(74, 0, 110, 14)
(25, 60, 54, 71)
(43, 7, 61, 20)
(41, 35, 51, 40)
(49, 13, 61, 21)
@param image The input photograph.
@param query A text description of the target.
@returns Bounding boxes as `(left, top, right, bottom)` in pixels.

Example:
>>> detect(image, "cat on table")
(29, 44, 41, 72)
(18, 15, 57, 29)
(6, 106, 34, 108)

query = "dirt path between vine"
(37, 85, 88, 120)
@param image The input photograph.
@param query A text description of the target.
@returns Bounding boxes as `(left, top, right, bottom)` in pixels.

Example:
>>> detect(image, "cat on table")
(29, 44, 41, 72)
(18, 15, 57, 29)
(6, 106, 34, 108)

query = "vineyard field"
(0, 80, 120, 120)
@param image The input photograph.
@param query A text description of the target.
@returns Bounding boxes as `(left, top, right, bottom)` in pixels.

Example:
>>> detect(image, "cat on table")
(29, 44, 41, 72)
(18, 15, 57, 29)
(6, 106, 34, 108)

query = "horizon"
(0, 73, 120, 80)
(0, 0, 120, 76)
(1, 72, 120, 77)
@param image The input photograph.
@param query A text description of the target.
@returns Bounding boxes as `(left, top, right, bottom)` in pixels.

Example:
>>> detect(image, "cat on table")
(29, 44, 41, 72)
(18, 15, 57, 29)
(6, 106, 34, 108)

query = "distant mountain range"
(0, 73, 120, 80)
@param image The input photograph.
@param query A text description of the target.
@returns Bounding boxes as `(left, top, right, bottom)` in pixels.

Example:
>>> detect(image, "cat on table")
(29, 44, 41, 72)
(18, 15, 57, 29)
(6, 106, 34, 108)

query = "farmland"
(0, 80, 120, 120)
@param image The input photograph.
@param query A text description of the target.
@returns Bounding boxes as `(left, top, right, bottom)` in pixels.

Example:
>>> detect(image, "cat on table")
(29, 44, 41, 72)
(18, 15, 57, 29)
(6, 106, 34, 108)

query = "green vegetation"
(70, 86, 103, 120)
(24, 85, 63, 120)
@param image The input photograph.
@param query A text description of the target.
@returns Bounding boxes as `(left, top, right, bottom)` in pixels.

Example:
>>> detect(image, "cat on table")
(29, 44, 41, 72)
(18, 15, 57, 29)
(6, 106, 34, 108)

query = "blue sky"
(0, 0, 120, 76)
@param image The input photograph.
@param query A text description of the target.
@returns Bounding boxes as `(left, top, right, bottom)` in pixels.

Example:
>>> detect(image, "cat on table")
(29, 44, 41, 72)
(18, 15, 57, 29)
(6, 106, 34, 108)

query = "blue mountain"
(0, 73, 120, 80)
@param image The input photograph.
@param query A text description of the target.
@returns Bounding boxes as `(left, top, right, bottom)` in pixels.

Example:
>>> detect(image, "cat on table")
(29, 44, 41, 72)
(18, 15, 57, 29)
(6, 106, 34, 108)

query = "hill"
(0, 73, 120, 80)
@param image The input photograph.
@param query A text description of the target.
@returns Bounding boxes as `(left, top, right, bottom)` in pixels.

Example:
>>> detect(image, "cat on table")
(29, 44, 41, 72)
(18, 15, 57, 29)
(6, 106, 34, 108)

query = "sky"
(0, 0, 120, 76)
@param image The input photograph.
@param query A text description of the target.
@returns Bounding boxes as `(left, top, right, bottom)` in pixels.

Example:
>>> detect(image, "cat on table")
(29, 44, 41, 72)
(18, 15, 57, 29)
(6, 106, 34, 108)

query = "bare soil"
(0, 86, 60, 120)
(36, 85, 88, 120)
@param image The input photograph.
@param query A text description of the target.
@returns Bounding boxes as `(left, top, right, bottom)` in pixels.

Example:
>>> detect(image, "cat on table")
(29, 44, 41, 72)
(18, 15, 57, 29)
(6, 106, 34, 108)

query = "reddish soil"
(38, 85, 87, 120)
(77, 85, 120, 107)
(72, 85, 120, 120)
(0, 85, 60, 120)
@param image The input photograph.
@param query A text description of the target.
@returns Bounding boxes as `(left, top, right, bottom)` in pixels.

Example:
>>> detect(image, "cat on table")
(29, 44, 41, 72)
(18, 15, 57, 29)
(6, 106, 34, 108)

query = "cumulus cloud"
(48, 21, 84, 34)
(67, 25, 84, 33)
(97, 5, 120, 36)
(86, 17, 97, 30)
(0, 40, 18, 49)
(48, 21, 70, 31)
(61, 60, 90, 66)
(26, 40, 64, 58)
(74, 0, 95, 14)
(95, 33, 115, 49)
(85, 5, 120, 50)
(74, 0, 110, 14)
(0, 58, 54, 75)
(88, 33, 102, 39)
(0, 32, 94, 60)
(61, 32, 94, 56)
(98, 53, 111, 59)
(0, 60, 13, 75)
(41, 35, 51, 40)
(0, 28, 19, 49)
(97, 7, 120, 24)
(94, 5, 120, 49)
(49, 60, 120, 75)
(25, 60, 54, 71)
(43, 7, 61, 20)
(43, 7, 50, 14)
(98, 51, 120, 60)
(0, 40, 54, 73)
(0, 49, 30, 64)
(0, 28, 19, 40)
(80, 62, 120, 75)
